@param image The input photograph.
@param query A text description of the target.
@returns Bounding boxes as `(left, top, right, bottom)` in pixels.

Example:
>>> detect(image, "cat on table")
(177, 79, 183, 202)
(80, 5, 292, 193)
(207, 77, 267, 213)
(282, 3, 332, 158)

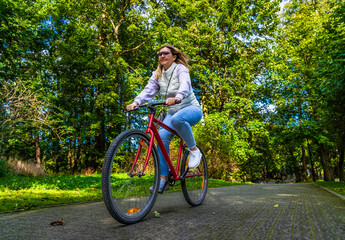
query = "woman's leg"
(171, 106, 203, 168)
(157, 114, 174, 177)
(156, 105, 202, 189)
(171, 106, 202, 148)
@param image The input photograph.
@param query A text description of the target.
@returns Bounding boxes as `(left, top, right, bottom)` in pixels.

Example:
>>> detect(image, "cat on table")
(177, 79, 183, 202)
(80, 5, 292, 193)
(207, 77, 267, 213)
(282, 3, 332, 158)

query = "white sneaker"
(188, 148, 202, 168)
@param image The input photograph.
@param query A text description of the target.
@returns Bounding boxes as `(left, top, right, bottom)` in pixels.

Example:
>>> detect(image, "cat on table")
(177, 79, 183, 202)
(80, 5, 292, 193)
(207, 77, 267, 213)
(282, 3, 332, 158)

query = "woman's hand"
(166, 98, 181, 106)
(126, 101, 139, 111)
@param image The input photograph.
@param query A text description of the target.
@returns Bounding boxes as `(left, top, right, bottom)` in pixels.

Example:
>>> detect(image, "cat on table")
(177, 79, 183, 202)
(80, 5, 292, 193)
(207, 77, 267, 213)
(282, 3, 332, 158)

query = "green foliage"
(263, 0, 345, 181)
(1, 0, 344, 183)
(194, 111, 271, 182)
(0, 159, 10, 177)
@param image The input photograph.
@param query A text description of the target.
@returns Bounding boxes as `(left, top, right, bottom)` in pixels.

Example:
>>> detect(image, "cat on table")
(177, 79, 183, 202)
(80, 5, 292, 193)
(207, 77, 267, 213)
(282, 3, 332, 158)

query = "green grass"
(314, 180, 345, 197)
(0, 174, 103, 213)
(0, 174, 248, 213)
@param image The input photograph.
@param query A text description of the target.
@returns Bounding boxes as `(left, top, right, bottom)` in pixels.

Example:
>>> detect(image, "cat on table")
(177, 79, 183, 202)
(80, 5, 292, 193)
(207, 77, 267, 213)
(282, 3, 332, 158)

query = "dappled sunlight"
(8, 160, 45, 176)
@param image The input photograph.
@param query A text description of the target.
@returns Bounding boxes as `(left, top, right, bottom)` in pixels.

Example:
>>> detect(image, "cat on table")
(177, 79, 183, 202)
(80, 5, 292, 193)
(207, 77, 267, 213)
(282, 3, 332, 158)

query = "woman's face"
(158, 47, 176, 70)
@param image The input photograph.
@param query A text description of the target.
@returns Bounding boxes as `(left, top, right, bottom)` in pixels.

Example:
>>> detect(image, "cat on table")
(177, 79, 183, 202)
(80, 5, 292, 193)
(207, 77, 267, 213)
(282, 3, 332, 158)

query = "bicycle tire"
(102, 129, 160, 224)
(181, 145, 208, 206)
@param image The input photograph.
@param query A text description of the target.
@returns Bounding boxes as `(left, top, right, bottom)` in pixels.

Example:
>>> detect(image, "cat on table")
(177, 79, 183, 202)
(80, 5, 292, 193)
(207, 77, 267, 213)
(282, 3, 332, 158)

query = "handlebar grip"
(163, 99, 181, 105)
(125, 106, 139, 112)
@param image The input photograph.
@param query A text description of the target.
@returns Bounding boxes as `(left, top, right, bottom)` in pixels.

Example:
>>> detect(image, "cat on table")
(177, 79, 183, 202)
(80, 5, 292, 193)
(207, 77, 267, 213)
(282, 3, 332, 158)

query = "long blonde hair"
(154, 45, 191, 80)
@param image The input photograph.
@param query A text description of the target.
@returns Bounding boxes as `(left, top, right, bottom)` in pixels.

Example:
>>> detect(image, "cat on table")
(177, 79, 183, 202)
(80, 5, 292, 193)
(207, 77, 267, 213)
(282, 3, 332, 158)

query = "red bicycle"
(101, 101, 208, 224)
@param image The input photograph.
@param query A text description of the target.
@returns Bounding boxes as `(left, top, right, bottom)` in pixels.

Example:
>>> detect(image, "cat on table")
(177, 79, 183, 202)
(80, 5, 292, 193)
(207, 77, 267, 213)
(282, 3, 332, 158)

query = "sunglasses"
(158, 51, 171, 57)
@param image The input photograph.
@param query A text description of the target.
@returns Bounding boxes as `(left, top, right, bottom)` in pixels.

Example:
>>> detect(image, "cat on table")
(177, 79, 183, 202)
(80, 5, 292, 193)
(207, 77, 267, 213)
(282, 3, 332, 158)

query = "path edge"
(312, 183, 345, 201)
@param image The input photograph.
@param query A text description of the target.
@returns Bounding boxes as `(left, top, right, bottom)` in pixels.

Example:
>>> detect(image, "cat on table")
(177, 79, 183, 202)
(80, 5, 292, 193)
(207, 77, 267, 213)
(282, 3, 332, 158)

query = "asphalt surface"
(1, 183, 345, 240)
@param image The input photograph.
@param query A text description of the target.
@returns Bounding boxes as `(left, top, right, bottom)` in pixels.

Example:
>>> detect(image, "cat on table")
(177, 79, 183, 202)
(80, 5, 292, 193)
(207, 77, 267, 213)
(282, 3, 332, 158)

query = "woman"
(126, 45, 203, 193)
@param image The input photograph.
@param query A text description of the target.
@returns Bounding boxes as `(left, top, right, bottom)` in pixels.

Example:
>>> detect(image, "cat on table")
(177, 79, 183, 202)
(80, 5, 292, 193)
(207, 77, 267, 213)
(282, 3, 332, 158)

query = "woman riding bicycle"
(126, 44, 203, 193)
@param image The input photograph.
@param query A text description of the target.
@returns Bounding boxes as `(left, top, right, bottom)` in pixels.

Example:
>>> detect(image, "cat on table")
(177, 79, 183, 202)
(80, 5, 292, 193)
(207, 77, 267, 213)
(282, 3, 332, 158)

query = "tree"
(319, 0, 345, 180)
(0, 0, 56, 165)
(266, 0, 345, 181)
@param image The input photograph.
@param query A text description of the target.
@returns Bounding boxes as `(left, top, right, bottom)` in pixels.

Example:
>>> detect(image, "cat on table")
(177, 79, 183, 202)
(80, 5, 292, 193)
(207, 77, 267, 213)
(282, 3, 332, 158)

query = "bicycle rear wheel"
(102, 129, 160, 224)
(181, 146, 208, 206)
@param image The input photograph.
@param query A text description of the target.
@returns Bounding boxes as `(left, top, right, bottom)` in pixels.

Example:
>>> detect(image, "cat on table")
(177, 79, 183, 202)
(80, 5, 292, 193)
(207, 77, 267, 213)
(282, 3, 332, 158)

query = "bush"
(0, 159, 10, 177)
(193, 112, 247, 181)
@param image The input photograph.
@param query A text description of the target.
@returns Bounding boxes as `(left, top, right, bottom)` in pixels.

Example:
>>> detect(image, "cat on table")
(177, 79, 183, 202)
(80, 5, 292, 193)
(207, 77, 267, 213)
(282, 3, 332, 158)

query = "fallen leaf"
(153, 211, 160, 218)
(127, 207, 140, 213)
(50, 219, 64, 226)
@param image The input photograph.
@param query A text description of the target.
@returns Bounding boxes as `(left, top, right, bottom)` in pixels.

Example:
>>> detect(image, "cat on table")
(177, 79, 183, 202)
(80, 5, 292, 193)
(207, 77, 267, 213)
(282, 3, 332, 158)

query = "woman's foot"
(188, 148, 202, 168)
(149, 177, 169, 193)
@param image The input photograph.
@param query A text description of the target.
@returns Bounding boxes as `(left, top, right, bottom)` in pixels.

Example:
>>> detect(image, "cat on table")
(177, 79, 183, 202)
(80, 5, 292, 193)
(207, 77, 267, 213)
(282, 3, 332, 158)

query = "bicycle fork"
(128, 138, 152, 177)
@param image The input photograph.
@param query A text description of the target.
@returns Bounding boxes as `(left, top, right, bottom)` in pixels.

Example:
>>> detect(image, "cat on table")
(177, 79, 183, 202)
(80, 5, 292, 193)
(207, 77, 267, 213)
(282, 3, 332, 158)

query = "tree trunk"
(320, 143, 334, 181)
(53, 139, 59, 173)
(91, 12, 107, 170)
(76, 137, 82, 171)
(339, 145, 344, 181)
(73, 141, 78, 173)
(307, 138, 316, 181)
(290, 149, 301, 182)
(35, 132, 41, 165)
(301, 145, 307, 181)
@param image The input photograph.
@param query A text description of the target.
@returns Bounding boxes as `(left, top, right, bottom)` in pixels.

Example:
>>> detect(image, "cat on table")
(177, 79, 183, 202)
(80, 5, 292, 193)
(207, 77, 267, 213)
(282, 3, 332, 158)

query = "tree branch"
(119, 32, 150, 55)
(1, 81, 61, 140)
(101, 1, 130, 43)
(101, 1, 150, 55)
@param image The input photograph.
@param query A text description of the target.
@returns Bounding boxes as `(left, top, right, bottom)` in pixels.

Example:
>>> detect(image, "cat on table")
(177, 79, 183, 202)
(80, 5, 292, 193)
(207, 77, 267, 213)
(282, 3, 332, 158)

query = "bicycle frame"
(129, 103, 201, 181)
(147, 113, 185, 180)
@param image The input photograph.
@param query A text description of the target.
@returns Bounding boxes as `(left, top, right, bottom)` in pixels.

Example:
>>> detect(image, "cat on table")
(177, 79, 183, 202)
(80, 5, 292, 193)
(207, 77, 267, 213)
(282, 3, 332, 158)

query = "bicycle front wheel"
(102, 129, 160, 224)
(181, 146, 208, 206)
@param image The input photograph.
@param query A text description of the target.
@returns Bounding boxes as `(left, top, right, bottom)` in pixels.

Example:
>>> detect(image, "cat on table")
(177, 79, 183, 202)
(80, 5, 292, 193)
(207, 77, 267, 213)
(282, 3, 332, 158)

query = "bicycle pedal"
(180, 167, 190, 179)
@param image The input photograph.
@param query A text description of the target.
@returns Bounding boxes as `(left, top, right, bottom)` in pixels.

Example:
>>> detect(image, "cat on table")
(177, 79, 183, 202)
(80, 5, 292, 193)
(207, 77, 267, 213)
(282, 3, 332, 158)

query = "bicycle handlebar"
(126, 99, 181, 113)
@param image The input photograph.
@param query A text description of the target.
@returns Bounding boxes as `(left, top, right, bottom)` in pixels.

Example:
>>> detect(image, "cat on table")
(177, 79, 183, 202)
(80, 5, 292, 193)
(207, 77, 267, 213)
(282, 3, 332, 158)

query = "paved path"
(1, 183, 345, 240)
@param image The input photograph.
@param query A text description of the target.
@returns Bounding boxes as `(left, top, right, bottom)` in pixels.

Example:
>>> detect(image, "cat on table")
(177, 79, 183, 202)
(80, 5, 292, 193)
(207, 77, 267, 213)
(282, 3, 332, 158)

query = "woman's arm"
(175, 65, 192, 100)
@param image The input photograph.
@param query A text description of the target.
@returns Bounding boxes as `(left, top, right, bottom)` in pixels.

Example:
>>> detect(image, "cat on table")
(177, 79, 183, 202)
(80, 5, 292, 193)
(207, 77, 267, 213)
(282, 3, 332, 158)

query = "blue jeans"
(157, 105, 202, 176)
